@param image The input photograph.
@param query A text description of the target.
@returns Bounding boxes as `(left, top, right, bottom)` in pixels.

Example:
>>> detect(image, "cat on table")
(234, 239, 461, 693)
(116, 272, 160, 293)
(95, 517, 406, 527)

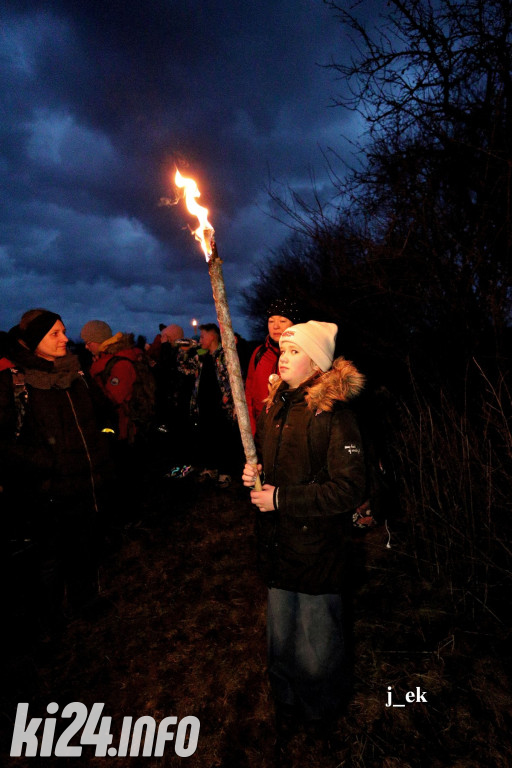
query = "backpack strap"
(101, 355, 133, 382)
(11, 367, 28, 438)
(254, 339, 279, 371)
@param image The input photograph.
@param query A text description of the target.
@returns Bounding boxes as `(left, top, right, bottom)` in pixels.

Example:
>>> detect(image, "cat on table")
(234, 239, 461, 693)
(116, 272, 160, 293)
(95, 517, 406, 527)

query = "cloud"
(1, 0, 357, 341)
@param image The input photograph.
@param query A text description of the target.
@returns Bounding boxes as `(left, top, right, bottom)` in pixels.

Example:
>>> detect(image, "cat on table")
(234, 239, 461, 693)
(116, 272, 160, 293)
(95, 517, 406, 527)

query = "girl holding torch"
(242, 320, 367, 755)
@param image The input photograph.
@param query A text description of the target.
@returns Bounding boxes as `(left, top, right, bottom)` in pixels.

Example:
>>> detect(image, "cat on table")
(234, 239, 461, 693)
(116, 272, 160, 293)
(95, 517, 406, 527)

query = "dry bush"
(390, 360, 512, 625)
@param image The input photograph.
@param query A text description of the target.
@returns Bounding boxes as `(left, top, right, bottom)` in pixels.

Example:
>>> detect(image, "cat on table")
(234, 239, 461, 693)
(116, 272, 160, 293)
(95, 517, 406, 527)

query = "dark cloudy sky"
(1, 0, 364, 342)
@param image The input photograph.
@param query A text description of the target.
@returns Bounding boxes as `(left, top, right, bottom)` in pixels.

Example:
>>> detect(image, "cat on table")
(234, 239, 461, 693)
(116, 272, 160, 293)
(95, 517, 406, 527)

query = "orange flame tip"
(175, 169, 215, 260)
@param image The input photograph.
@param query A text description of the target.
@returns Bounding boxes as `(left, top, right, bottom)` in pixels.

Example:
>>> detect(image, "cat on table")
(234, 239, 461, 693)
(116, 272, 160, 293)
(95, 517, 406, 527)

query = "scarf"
(21, 354, 84, 390)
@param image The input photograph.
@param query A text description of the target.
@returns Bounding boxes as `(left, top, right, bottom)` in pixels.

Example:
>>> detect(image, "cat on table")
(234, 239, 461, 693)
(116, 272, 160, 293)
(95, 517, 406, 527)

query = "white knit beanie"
(279, 321, 338, 372)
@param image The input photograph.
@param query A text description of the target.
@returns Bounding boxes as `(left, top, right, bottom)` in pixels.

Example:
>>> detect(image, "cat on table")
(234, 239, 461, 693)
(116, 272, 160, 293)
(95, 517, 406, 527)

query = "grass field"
(3, 453, 511, 767)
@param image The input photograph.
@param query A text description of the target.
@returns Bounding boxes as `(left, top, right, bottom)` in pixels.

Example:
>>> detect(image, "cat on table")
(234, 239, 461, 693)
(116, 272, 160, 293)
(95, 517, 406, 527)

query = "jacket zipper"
(271, 394, 293, 485)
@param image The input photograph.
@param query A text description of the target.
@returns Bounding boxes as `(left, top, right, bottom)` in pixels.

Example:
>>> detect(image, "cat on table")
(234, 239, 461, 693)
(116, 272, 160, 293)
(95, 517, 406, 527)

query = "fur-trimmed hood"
(266, 355, 365, 413)
(100, 332, 136, 355)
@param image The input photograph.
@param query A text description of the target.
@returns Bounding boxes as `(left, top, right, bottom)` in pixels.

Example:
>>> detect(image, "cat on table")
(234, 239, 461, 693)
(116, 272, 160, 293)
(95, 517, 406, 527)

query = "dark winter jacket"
(153, 342, 194, 427)
(255, 357, 367, 594)
(0, 345, 111, 513)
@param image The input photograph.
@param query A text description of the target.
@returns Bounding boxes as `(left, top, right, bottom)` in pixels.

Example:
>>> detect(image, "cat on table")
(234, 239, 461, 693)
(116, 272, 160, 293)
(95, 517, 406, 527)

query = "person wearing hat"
(80, 319, 147, 443)
(0, 308, 112, 633)
(242, 321, 367, 754)
(177, 323, 242, 487)
(244, 298, 302, 435)
(147, 323, 167, 362)
(152, 323, 196, 472)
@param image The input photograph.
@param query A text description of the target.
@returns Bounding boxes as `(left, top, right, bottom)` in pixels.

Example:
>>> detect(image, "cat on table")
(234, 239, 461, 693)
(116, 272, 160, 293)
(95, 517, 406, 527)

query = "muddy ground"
(2, 471, 511, 767)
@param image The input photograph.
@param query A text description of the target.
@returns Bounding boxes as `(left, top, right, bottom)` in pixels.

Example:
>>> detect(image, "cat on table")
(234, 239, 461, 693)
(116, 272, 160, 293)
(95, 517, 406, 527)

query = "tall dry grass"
(391, 358, 512, 625)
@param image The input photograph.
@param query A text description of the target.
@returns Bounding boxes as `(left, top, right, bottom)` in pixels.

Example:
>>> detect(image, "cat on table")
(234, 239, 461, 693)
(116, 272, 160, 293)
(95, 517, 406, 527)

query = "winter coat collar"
(12, 347, 84, 390)
(266, 356, 365, 414)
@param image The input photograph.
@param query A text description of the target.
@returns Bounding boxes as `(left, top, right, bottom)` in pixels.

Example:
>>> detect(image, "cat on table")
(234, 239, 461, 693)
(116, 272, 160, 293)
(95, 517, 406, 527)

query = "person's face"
(85, 340, 102, 357)
(278, 341, 316, 389)
(268, 315, 293, 342)
(200, 329, 218, 352)
(35, 320, 69, 361)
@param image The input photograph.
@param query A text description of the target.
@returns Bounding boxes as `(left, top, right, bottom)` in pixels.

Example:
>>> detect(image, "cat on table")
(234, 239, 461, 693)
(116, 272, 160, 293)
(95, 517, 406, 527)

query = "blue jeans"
(267, 588, 350, 721)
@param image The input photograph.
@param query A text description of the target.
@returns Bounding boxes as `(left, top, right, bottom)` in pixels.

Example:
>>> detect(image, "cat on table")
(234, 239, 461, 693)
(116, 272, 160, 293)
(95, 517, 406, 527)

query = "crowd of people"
(0, 302, 300, 623)
(2, 298, 378, 761)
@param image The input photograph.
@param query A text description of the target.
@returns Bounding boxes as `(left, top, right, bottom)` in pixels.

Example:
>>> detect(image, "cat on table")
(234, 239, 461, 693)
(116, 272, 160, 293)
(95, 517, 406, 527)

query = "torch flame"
(175, 169, 214, 260)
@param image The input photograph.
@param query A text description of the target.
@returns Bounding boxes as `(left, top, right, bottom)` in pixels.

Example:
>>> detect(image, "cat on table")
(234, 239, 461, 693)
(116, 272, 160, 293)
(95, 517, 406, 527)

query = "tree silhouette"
(245, 0, 512, 390)
(326, 0, 512, 356)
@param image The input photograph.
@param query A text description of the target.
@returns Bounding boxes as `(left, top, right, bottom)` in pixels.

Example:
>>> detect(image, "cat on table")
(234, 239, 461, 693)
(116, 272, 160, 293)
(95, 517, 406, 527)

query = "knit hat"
(266, 298, 302, 325)
(80, 320, 113, 344)
(161, 324, 184, 343)
(279, 321, 338, 372)
(19, 310, 62, 352)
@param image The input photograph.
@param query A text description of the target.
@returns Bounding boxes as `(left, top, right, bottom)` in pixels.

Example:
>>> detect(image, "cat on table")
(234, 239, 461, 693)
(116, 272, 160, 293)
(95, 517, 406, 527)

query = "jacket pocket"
(278, 513, 344, 555)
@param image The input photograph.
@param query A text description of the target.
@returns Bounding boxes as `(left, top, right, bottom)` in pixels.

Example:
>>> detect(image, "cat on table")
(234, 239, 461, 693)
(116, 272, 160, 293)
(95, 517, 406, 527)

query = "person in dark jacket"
(0, 331, 18, 531)
(178, 323, 242, 488)
(154, 324, 195, 474)
(0, 309, 112, 634)
(242, 321, 366, 750)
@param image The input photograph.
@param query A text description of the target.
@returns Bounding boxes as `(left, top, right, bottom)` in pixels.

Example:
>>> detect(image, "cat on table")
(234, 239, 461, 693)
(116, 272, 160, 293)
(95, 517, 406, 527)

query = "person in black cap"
(245, 298, 302, 434)
(0, 308, 112, 637)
